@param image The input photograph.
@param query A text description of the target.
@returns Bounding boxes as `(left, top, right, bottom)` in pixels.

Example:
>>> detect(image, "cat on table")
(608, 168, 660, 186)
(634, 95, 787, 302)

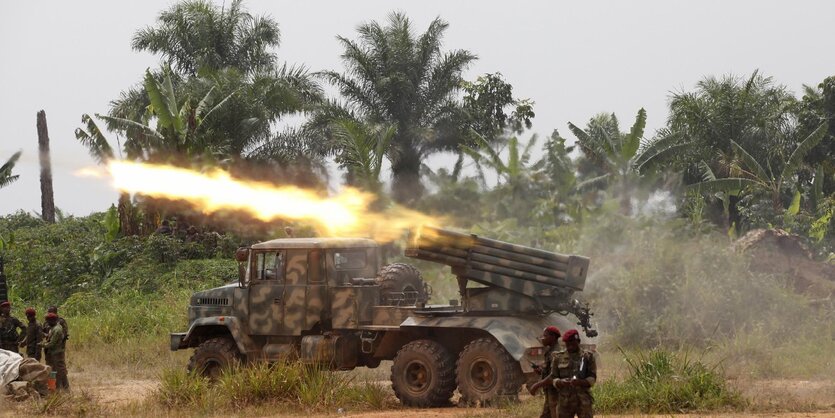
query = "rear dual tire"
(456, 338, 524, 405)
(391, 339, 456, 407)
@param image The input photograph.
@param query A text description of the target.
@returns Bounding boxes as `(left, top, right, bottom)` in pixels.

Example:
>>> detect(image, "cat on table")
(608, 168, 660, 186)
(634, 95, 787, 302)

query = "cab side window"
(254, 251, 285, 282)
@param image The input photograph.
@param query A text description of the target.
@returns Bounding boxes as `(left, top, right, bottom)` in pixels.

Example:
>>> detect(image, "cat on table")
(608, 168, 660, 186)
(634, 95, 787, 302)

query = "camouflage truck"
(170, 226, 596, 406)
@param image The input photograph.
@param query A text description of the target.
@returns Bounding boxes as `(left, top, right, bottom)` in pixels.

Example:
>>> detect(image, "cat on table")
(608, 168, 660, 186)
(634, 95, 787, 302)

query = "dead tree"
(37, 110, 55, 223)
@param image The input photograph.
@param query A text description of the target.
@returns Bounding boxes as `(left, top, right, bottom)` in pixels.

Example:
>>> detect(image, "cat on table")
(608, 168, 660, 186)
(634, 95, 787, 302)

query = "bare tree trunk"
(117, 192, 138, 236)
(37, 110, 56, 223)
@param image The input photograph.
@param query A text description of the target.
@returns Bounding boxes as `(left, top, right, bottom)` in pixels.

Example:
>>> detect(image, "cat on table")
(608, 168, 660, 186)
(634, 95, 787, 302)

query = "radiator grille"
(196, 297, 229, 306)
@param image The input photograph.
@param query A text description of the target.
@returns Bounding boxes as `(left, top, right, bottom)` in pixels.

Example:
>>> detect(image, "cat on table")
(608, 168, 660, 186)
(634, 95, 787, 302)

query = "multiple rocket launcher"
(406, 225, 590, 298)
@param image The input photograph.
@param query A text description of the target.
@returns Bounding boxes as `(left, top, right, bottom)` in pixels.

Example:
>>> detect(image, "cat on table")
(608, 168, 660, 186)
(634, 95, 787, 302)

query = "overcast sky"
(2, 0, 834, 216)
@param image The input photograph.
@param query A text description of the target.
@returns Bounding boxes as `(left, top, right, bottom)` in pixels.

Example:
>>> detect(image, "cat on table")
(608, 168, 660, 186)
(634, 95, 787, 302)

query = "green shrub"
(155, 368, 211, 408)
(594, 349, 745, 413)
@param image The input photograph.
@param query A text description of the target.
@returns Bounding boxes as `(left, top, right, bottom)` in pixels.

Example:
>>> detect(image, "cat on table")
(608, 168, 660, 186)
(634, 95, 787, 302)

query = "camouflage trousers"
(45, 351, 69, 390)
(556, 389, 593, 418)
(26, 346, 42, 361)
(539, 387, 559, 418)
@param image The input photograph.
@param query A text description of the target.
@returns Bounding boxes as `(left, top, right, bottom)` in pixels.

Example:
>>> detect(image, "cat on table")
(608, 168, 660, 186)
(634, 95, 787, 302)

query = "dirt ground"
(3, 367, 834, 417)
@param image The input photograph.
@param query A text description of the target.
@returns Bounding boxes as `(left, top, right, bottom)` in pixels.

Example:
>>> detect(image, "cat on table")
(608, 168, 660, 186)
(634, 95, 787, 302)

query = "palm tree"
(110, 0, 323, 166)
(689, 122, 829, 211)
(132, 0, 280, 76)
(637, 71, 797, 224)
(330, 119, 396, 194)
(0, 151, 22, 189)
(320, 12, 477, 203)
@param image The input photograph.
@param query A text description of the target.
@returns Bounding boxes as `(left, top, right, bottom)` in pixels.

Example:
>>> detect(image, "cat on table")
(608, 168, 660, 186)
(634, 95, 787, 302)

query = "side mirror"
(235, 247, 249, 262)
(235, 247, 249, 287)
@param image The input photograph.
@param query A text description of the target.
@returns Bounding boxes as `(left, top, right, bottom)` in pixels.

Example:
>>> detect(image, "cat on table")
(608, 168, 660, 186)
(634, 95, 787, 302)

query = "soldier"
(0, 300, 25, 353)
(41, 312, 69, 390)
(42, 306, 69, 343)
(19, 307, 42, 361)
(551, 329, 596, 418)
(529, 326, 561, 418)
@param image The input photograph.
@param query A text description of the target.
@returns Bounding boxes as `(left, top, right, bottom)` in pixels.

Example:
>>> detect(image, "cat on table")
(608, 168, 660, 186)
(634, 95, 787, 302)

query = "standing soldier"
(42, 306, 68, 343)
(529, 326, 562, 418)
(0, 300, 25, 353)
(19, 307, 43, 361)
(551, 329, 596, 418)
(41, 312, 69, 390)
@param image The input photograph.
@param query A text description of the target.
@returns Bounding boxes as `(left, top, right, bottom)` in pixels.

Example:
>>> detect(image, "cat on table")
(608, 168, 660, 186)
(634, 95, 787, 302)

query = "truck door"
(248, 250, 285, 335)
(281, 249, 309, 334)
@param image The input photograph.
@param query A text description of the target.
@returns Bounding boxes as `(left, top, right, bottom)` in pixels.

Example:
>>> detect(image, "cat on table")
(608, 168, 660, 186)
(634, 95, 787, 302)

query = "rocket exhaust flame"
(81, 161, 441, 242)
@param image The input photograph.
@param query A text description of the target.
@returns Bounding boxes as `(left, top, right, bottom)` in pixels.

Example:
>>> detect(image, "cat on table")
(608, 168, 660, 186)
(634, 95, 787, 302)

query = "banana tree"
(688, 122, 827, 232)
(568, 108, 647, 215)
(461, 131, 546, 222)
(0, 151, 22, 189)
(688, 122, 829, 213)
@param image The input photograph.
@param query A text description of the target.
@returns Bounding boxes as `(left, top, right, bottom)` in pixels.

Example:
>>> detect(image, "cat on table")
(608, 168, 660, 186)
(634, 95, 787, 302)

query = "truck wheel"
(187, 337, 241, 380)
(376, 263, 427, 305)
(391, 339, 456, 407)
(456, 337, 523, 405)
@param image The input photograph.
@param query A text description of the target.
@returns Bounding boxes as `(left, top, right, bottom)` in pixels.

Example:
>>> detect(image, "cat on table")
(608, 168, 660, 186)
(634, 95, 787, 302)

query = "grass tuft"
(593, 348, 746, 413)
(152, 361, 393, 413)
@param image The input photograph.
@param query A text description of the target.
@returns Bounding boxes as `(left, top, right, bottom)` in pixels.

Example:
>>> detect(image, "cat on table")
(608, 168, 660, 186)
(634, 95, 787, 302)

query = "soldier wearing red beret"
(19, 307, 43, 361)
(550, 329, 596, 418)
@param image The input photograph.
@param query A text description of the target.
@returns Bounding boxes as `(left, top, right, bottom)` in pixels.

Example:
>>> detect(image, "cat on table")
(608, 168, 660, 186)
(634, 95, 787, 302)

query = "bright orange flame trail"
(86, 161, 440, 242)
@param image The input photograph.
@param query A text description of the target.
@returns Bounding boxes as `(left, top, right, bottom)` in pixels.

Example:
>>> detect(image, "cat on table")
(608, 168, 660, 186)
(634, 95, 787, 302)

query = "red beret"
(562, 329, 580, 342)
(45, 312, 59, 320)
(545, 326, 561, 337)
(0, 301, 10, 308)
(25, 307, 36, 316)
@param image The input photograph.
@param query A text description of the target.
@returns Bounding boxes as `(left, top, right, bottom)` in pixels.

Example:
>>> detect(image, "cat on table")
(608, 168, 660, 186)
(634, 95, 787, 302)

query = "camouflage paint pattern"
(330, 286, 378, 328)
(371, 306, 418, 327)
(398, 313, 577, 365)
(281, 249, 308, 334)
(465, 286, 539, 312)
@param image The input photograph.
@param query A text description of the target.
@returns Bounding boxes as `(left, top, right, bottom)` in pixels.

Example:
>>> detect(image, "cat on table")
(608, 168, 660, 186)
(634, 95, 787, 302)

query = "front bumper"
(170, 333, 187, 351)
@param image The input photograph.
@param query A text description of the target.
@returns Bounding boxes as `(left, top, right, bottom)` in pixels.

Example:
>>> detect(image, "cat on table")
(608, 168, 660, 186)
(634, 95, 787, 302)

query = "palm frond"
(74, 114, 114, 163)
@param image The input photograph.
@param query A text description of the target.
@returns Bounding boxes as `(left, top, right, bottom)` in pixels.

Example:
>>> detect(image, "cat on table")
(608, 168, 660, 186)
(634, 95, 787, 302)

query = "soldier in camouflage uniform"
(19, 307, 43, 360)
(529, 326, 562, 418)
(42, 312, 69, 390)
(42, 306, 69, 343)
(549, 329, 596, 418)
(0, 301, 25, 353)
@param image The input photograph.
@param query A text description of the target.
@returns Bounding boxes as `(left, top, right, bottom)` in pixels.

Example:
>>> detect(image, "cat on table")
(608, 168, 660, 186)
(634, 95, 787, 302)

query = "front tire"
(456, 337, 523, 405)
(391, 339, 456, 407)
(187, 337, 242, 380)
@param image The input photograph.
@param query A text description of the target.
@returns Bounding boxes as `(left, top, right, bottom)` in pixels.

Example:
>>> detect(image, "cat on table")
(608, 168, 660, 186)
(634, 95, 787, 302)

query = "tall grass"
(154, 362, 392, 413)
(593, 348, 745, 413)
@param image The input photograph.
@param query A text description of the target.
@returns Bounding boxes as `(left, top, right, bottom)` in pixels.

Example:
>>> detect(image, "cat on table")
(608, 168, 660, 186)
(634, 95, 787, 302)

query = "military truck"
(170, 226, 596, 406)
